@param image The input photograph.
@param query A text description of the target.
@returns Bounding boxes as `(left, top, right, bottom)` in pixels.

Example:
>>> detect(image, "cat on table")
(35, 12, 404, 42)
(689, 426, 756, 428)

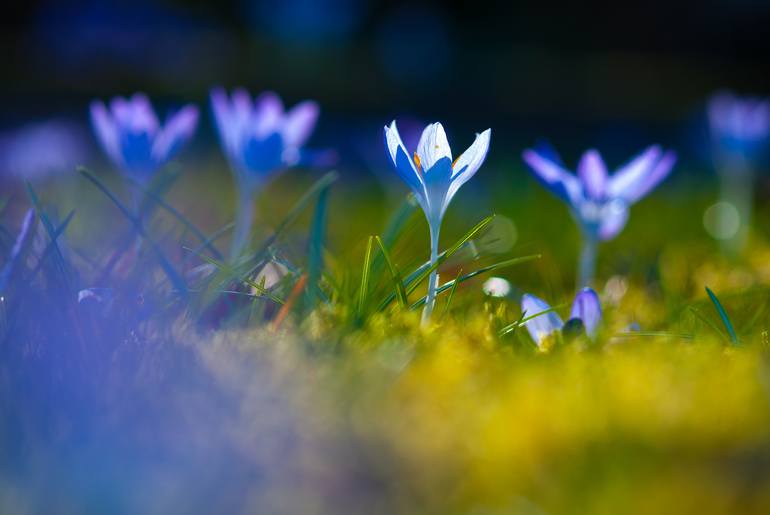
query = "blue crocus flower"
(210, 87, 321, 191)
(211, 88, 324, 258)
(708, 91, 770, 155)
(384, 121, 491, 322)
(522, 287, 602, 347)
(523, 144, 676, 287)
(90, 93, 199, 181)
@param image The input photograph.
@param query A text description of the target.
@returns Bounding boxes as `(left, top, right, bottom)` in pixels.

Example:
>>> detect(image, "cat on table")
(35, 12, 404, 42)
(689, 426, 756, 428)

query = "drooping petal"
(282, 101, 319, 148)
(521, 293, 564, 346)
(569, 287, 602, 338)
(624, 150, 677, 204)
(416, 122, 452, 172)
(606, 145, 662, 203)
(253, 92, 284, 138)
(577, 149, 608, 200)
(384, 121, 423, 193)
(441, 129, 491, 216)
(522, 148, 582, 207)
(90, 101, 122, 165)
(151, 104, 199, 163)
(596, 199, 629, 241)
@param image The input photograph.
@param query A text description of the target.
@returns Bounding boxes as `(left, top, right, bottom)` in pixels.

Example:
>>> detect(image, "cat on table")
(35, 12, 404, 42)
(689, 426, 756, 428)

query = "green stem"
(230, 188, 255, 260)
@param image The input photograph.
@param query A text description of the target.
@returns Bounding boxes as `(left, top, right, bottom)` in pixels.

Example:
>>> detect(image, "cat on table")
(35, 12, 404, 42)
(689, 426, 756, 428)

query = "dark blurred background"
(2, 0, 770, 171)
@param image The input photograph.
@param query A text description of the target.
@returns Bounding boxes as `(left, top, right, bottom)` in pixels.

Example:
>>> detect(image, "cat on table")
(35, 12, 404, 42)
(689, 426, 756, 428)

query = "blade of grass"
(613, 331, 694, 340)
(0, 208, 35, 293)
(80, 169, 188, 296)
(125, 175, 224, 259)
(705, 286, 739, 344)
(25, 183, 72, 292)
(687, 306, 730, 343)
(409, 254, 540, 310)
(191, 250, 284, 305)
(356, 236, 375, 318)
(440, 268, 463, 319)
(377, 215, 495, 311)
(369, 195, 418, 279)
(306, 184, 329, 307)
(24, 210, 75, 283)
(374, 236, 407, 309)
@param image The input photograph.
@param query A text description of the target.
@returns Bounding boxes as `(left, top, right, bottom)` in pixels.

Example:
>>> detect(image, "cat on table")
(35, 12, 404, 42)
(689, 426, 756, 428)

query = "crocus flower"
(522, 287, 601, 347)
(523, 144, 676, 286)
(90, 93, 198, 181)
(708, 91, 770, 153)
(384, 121, 491, 322)
(210, 87, 321, 192)
(211, 88, 324, 257)
(707, 91, 770, 253)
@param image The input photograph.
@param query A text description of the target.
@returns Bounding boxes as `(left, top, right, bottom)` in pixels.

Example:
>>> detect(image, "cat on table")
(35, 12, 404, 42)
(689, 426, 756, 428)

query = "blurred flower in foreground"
(0, 120, 89, 181)
(211, 88, 331, 258)
(90, 93, 199, 181)
(707, 91, 770, 254)
(522, 288, 602, 347)
(523, 144, 676, 287)
(384, 121, 491, 322)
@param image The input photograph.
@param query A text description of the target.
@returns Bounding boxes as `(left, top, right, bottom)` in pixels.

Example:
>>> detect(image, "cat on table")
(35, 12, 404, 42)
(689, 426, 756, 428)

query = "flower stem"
(230, 188, 255, 260)
(421, 225, 440, 324)
(577, 235, 597, 289)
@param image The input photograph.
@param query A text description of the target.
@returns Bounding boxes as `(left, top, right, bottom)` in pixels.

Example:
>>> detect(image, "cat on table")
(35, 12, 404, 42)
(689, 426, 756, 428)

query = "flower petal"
(90, 100, 122, 166)
(210, 87, 238, 156)
(522, 148, 582, 206)
(597, 199, 629, 241)
(151, 104, 199, 163)
(569, 287, 602, 338)
(128, 93, 159, 134)
(253, 91, 284, 138)
(577, 149, 608, 200)
(606, 145, 661, 203)
(282, 101, 319, 148)
(625, 150, 676, 204)
(441, 129, 491, 216)
(521, 293, 564, 346)
(384, 121, 422, 191)
(416, 122, 452, 172)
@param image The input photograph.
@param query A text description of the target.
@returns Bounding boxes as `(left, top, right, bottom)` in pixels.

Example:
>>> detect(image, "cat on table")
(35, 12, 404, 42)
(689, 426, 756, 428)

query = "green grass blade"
(25, 182, 72, 292)
(440, 268, 463, 319)
(24, 210, 75, 283)
(357, 236, 375, 318)
(374, 235, 408, 309)
(687, 306, 730, 343)
(191, 250, 284, 305)
(409, 254, 540, 310)
(705, 286, 739, 344)
(125, 175, 224, 260)
(370, 195, 419, 278)
(306, 183, 329, 307)
(80, 169, 188, 296)
(377, 215, 495, 311)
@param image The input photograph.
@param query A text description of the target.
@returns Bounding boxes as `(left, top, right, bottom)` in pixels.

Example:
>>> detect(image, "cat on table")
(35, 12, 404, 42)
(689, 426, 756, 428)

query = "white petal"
(416, 122, 452, 171)
(441, 129, 491, 216)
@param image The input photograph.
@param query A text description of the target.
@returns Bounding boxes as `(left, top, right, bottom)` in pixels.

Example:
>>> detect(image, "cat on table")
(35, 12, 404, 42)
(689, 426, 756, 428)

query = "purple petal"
(282, 101, 319, 148)
(522, 148, 582, 207)
(383, 121, 427, 210)
(252, 92, 284, 138)
(128, 93, 159, 134)
(597, 200, 629, 241)
(606, 146, 662, 204)
(521, 293, 564, 346)
(628, 150, 676, 202)
(151, 104, 199, 163)
(577, 149, 607, 200)
(90, 100, 122, 165)
(210, 87, 238, 155)
(569, 287, 602, 338)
